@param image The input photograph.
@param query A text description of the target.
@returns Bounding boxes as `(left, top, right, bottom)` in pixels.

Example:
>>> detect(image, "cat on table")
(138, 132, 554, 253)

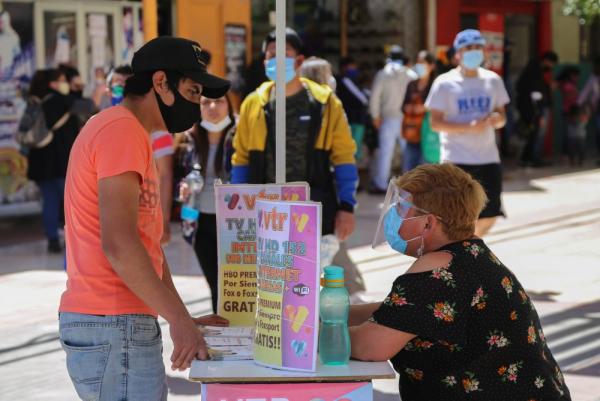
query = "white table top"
(189, 359, 396, 383)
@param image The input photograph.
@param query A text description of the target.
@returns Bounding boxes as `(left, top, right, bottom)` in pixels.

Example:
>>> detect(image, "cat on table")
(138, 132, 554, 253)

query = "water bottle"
(319, 265, 351, 365)
(180, 164, 203, 244)
(111, 85, 124, 106)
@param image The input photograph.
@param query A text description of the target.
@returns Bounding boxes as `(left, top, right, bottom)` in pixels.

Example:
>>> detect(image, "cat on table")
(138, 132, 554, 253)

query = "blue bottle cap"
(322, 265, 345, 287)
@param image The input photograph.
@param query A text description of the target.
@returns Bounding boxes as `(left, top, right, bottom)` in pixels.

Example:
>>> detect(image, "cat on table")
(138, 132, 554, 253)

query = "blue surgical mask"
(265, 57, 297, 84)
(383, 205, 427, 256)
(462, 49, 484, 70)
(384, 207, 407, 253)
(413, 63, 428, 78)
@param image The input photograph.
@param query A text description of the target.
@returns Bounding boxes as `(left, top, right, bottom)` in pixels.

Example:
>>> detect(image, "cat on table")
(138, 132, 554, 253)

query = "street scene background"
(1, 0, 600, 400)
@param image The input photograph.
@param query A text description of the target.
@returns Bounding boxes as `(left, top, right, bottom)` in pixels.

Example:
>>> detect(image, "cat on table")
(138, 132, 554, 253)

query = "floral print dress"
(370, 239, 570, 401)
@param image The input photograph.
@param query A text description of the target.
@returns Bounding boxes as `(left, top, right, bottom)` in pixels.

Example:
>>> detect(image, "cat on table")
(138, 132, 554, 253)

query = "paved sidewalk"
(0, 166, 599, 400)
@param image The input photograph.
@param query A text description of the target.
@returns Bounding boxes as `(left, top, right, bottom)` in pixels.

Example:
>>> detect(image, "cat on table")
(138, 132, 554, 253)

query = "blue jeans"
(403, 142, 422, 172)
(371, 117, 404, 190)
(59, 312, 168, 401)
(38, 178, 65, 241)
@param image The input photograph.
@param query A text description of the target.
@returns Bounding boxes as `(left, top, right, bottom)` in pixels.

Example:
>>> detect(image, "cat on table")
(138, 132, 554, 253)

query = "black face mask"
(154, 84, 199, 133)
(70, 90, 83, 99)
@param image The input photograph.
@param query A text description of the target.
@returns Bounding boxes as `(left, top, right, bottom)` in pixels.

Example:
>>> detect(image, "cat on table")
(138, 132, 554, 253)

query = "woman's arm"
(348, 302, 381, 326)
(350, 321, 415, 361)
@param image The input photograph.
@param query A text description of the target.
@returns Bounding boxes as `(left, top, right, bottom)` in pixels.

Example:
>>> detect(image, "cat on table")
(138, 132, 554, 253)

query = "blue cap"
(453, 29, 486, 50)
(324, 266, 344, 281)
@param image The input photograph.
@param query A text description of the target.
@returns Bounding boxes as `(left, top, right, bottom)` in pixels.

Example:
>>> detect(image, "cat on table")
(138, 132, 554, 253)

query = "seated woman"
(349, 164, 570, 400)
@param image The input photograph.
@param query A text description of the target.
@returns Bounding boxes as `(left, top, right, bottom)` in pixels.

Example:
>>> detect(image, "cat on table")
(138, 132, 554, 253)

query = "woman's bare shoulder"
(406, 251, 453, 274)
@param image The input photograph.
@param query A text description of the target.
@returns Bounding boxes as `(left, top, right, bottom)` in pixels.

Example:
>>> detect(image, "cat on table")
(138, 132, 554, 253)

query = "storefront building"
(0, 0, 146, 212)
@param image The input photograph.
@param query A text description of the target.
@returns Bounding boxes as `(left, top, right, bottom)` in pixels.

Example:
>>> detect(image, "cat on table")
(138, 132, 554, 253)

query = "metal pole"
(275, 0, 286, 184)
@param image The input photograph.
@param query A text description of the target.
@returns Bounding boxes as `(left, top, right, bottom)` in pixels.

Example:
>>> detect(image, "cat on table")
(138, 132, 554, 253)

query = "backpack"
(16, 95, 70, 148)
(402, 92, 425, 144)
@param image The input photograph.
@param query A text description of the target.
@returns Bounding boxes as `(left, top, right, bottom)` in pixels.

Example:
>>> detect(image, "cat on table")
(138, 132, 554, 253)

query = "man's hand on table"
(169, 314, 208, 371)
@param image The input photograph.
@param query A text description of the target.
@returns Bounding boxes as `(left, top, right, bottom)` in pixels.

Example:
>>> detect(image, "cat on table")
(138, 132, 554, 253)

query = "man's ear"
(152, 70, 169, 94)
(152, 70, 175, 106)
(295, 54, 305, 70)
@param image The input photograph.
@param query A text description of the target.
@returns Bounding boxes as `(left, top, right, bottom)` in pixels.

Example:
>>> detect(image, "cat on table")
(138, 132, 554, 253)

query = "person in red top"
(58, 37, 230, 401)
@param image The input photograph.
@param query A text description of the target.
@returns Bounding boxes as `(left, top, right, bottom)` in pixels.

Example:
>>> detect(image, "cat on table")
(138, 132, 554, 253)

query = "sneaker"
(48, 239, 62, 254)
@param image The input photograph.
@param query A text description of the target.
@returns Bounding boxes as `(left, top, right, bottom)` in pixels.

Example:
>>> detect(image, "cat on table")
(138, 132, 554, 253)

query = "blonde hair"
(395, 164, 488, 240)
(300, 56, 334, 87)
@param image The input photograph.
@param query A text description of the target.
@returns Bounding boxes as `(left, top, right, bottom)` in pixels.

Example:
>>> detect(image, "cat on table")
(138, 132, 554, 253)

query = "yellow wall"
(551, 0, 580, 63)
(175, 0, 252, 77)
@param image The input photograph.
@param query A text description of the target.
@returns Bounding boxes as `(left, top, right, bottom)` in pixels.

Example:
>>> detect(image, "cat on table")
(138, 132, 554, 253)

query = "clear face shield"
(372, 181, 435, 255)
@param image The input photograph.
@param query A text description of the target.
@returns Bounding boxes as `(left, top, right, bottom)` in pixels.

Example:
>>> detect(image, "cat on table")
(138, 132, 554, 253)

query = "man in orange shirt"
(58, 37, 230, 401)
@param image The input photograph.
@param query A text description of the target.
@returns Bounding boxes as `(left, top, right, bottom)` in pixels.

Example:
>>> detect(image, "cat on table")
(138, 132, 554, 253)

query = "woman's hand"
(192, 314, 229, 327)
(179, 181, 190, 202)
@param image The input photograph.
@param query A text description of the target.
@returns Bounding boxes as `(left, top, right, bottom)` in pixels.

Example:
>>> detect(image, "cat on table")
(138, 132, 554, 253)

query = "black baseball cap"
(131, 36, 230, 99)
(262, 28, 304, 55)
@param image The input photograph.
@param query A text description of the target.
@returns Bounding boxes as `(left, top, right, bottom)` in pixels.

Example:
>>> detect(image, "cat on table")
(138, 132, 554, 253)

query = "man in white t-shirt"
(425, 29, 510, 236)
(369, 45, 418, 193)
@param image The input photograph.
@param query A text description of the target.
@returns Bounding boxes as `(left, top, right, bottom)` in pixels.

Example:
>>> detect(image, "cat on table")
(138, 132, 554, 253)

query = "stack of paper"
(200, 326, 254, 361)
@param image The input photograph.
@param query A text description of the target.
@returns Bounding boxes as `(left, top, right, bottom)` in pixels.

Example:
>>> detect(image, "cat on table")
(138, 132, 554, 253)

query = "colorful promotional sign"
(201, 382, 373, 401)
(215, 183, 309, 327)
(254, 199, 321, 372)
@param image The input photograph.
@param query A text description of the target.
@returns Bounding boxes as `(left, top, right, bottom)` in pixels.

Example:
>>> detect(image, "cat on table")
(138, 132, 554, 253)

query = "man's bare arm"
(99, 172, 207, 370)
(99, 172, 188, 321)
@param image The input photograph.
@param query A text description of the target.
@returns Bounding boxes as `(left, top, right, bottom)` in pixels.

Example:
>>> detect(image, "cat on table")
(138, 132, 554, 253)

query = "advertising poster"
(201, 382, 373, 401)
(0, 2, 37, 206)
(215, 183, 309, 327)
(254, 199, 320, 372)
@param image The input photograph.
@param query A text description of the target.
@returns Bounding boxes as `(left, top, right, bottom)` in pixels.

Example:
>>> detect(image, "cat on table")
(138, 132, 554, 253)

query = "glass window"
(43, 10, 77, 67)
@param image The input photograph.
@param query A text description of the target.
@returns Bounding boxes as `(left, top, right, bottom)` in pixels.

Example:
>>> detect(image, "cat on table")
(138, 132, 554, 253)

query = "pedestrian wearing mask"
(336, 56, 369, 163)
(369, 45, 418, 194)
(178, 94, 236, 313)
(58, 64, 97, 127)
(93, 64, 133, 110)
(232, 28, 358, 244)
(426, 29, 510, 237)
(401, 50, 438, 171)
(516, 51, 559, 167)
(58, 37, 231, 401)
(26, 69, 81, 253)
